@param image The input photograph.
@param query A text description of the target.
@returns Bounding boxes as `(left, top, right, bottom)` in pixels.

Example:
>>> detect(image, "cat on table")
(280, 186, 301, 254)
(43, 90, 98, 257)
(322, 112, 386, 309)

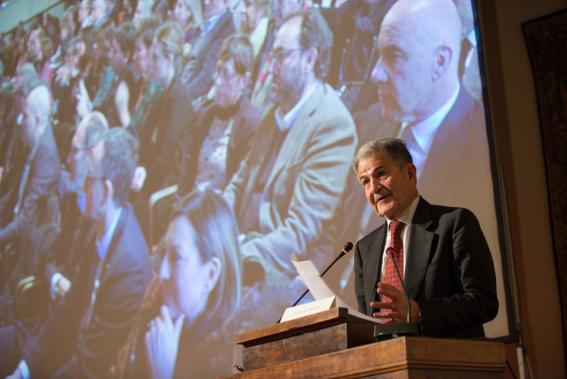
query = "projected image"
(0, 0, 508, 377)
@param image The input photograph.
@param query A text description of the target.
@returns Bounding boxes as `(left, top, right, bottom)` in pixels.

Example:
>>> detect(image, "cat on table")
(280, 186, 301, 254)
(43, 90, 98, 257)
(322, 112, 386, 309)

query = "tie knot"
(389, 220, 405, 238)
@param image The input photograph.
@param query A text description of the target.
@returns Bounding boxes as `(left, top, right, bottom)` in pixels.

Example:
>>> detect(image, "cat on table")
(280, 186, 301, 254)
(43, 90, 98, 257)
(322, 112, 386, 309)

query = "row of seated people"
(0, 0, 488, 377)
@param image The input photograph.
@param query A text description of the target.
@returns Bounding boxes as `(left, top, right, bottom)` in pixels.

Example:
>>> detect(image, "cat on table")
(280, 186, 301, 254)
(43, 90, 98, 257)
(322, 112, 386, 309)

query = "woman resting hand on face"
(115, 190, 242, 379)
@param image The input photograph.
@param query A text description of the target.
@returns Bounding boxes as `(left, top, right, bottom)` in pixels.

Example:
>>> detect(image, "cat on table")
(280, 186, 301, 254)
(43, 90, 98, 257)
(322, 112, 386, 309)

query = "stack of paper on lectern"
(280, 258, 381, 324)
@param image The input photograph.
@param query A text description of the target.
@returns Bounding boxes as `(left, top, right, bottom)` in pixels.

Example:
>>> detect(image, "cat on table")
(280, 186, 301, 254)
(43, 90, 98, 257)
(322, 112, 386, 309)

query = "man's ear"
(432, 45, 453, 80)
(406, 163, 417, 183)
(304, 47, 318, 73)
(203, 257, 221, 295)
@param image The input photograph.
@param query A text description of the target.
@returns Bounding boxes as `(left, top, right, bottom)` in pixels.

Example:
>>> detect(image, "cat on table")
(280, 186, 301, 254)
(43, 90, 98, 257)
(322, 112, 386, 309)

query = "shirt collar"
(275, 81, 319, 131)
(410, 83, 460, 154)
(386, 195, 420, 226)
(96, 207, 123, 262)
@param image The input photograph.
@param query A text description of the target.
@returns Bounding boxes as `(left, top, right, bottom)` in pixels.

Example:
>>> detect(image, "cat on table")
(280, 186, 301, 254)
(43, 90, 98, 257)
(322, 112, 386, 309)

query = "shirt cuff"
(17, 360, 31, 379)
(50, 272, 63, 300)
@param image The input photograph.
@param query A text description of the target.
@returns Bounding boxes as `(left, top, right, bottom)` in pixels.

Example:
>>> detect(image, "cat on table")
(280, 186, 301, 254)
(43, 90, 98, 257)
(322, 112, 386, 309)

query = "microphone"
(373, 247, 419, 340)
(277, 242, 354, 323)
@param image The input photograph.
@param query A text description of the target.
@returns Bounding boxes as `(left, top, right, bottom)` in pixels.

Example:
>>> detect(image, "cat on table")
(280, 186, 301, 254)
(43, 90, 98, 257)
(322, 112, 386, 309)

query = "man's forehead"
(274, 16, 301, 48)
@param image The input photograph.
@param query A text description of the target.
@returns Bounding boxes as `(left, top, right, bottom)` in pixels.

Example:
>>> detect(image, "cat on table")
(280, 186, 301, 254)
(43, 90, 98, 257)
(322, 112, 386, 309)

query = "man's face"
(213, 57, 247, 108)
(27, 30, 42, 62)
(134, 39, 152, 79)
(108, 38, 127, 72)
(83, 141, 106, 221)
(173, 0, 193, 25)
(356, 152, 417, 220)
(66, 125, 89, 188)
(270, 17, 307, 111)
(240, 0, 261, 34)
(91, 0, 106, 22)
(151, 45, 171, 84)
(370, 14, 434, 123)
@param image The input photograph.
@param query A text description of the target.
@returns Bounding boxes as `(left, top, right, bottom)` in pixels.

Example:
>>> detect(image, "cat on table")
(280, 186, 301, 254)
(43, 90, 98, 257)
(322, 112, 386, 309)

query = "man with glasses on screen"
(353, 137, 498, 337)
(224, 9, 357, 289)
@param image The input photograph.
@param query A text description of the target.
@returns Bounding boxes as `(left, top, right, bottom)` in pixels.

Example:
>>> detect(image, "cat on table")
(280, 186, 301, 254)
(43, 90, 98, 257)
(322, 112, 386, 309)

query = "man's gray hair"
(101, 128, 138, 207)
(353, 138, 413, 171)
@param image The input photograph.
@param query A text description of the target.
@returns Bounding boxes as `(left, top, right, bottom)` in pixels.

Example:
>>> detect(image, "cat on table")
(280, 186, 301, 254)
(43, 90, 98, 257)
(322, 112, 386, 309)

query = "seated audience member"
(223, 9, 357, 286)
(25, 28, 53, 89)
(0, 112, 108, 375)
(179, 0, 235, 99)
(129, 16, 164, 136)
(5, 128, 152, 378)
(0, 85, 60, 262)
(138, 22, 194, 194)
(116, 190, 241, 379)
(239, 0, 270, 61)
(353, 138, 498, 337)
(249, 0, 305, 108)
(178, 34, 260, 196)
(106, 21, 140, 128)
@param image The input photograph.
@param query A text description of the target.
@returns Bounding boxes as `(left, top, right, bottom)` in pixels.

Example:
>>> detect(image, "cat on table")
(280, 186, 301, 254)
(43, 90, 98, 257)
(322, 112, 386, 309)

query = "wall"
(0, 0, 61, 33)
(478, 0, 566, 377)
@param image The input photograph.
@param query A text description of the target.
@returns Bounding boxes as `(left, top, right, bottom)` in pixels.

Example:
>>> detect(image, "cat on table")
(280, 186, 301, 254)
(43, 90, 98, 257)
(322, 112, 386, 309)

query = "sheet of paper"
(292, 258, 382, 324)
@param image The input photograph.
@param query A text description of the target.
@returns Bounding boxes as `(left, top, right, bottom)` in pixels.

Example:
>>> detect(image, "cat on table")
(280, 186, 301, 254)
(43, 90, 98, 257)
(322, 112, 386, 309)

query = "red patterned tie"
(382, 220, 405, 322)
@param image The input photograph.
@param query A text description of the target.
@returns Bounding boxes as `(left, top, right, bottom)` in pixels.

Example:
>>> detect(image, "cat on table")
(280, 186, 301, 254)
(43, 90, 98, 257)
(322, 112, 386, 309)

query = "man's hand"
(130, 166, 147, 192)
(55, 275, 71, 299)
(145, 305, 184, 379)
(369, 282, 420, 323)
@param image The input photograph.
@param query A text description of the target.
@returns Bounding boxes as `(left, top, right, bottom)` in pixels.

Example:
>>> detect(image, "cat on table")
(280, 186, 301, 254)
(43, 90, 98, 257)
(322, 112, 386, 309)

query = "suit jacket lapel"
(365, 224, 386, 307)
(405, 197, 434, 299)
(264, 82, 325, 190)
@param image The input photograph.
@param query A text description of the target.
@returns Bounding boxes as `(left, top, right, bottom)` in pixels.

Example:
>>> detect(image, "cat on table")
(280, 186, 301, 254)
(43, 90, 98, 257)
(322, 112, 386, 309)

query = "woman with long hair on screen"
(116, 190, 242, 378)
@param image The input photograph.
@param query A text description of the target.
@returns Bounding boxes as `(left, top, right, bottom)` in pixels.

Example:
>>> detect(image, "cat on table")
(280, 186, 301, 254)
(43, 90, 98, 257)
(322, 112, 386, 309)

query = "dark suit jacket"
(182, 10, 236, 100)
(354, 197, 498, 338)
(0, 126, 60, 244)
(23, 204, 152, 378)
(139, 79, 195, 195)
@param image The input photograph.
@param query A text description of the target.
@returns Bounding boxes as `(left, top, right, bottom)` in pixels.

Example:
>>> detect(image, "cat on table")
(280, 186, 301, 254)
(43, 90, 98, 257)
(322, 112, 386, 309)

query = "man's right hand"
(55, 275, 72, 299)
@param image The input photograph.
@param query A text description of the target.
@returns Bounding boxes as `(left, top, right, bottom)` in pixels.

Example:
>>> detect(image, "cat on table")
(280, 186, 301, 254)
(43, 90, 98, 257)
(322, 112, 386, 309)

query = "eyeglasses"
(270, 47, 304, 64)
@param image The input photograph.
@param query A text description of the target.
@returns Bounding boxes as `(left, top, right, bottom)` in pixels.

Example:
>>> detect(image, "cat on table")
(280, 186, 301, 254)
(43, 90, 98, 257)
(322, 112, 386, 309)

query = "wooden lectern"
(233, 308, 506, 378)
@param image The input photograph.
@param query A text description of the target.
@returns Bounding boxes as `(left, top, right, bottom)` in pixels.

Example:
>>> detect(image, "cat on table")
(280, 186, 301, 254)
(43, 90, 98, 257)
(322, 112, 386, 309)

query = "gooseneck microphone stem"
(278, 242, 354, 322)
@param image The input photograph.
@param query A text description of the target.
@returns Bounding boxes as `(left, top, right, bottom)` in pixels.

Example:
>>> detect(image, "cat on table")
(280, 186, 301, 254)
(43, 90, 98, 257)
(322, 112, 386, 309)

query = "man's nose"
(371, 57, 387, 83)
(159, 257, 170, 281)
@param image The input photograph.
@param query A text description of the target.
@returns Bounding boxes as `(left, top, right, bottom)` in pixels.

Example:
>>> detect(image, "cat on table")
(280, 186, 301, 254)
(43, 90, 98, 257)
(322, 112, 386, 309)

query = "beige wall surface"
(478, 0, 566, 377)
(0, 0, 61, 33)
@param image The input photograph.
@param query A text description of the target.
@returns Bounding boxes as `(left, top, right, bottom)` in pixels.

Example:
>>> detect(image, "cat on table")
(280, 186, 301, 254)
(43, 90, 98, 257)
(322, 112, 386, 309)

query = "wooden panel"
(233, 337, 506, 379)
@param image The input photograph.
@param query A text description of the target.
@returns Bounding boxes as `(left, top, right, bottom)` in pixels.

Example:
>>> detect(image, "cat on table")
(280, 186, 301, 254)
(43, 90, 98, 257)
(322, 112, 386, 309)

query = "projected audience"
(116, 190, 241, 379)
(0, 0, 496, 375)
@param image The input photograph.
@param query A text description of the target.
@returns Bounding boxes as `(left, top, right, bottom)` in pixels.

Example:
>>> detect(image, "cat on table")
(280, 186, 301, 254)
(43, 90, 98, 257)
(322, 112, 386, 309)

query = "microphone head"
(343, 241, 354, 253)
(386, 246, 395, 256)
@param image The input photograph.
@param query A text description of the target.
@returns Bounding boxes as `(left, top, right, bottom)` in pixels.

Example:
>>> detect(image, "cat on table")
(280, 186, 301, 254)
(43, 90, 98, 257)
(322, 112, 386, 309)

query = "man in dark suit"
(353, 138, 498, 338)
(180, 0, 235, 99)
(6, 128, 152, 379)
(0, 84, 60, 255)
